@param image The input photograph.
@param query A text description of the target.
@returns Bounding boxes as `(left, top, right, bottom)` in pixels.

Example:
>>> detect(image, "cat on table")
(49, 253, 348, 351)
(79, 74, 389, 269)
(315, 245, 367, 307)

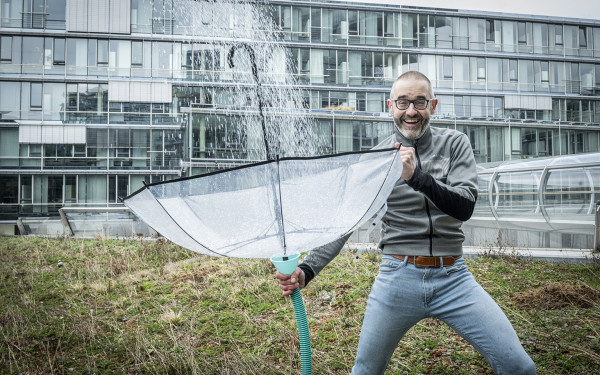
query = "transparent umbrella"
(123, 148, 402, 258)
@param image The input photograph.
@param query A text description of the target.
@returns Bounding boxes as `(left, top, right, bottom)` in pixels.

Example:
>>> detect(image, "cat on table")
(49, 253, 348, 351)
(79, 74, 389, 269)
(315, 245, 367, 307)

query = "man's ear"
(430, 98, 438, 115)
(387, 99, 394, 114)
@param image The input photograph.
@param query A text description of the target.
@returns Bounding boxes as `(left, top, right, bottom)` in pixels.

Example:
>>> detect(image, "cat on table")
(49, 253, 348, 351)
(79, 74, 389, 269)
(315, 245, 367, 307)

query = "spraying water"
(167, 0, 319, 163)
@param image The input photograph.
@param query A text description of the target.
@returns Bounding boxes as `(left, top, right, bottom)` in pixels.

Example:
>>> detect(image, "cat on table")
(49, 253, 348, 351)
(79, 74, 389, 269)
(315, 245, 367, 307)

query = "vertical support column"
(594, 201, 600, 253)
(58, 208, 75, 237)
(16, 218, 28, 235)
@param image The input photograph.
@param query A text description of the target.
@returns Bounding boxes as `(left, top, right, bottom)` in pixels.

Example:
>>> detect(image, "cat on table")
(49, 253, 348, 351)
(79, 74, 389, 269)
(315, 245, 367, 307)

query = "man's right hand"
(275, 267, 305, 296)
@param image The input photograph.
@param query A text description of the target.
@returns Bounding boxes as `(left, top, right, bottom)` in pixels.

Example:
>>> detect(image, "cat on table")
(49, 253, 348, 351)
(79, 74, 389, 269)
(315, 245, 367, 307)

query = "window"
(501, 21, 517, 51)
(131, 0, 152, 33)
(109, 40, 131, 76)
(532, 23, 548, 53)
(88, 39, 96, 67)
(30, 83, 42, 109)
(152, 41, 173, 77)
(45, 0, 66, 30)
(384, 12, 396, 38)
(487, 58, 502, 88)
(555, 25, 563, 45)
(509, 60, 518, 82)
(66, 84, 77, 110)
(435, 16, 452, 48)
(44, 144, 56, 157)
(22, 37, 44, 65)
(97, 40, 108, 65)
(443, 56, 452, 79)
(29, 144, 41, 157)
(469, 19, 485, 50)
(519, 60, 534, 90)
(74, 145, 85, 157)
(518, 22, 527, 44)
(402, 14, 418, 47)
(486, 20, 494, 41)
(291, 6, 310, 41)
(348, 11, 358, 36)
(0, 36, 11, 62)
(1, 0, 23, 28)
(109, 102, 121, 112)
(541, 61, 549, 82)
(53, 38, 65, 64)
(66, 38, 87, 75)
(477, 58, 486, 80)
(131, 41, 143, 67)
(579, 27, 587, 48)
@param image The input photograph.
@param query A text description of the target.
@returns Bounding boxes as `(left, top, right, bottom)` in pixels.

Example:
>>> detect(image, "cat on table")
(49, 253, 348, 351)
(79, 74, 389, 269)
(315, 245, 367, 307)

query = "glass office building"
(0, 0, 599, 239)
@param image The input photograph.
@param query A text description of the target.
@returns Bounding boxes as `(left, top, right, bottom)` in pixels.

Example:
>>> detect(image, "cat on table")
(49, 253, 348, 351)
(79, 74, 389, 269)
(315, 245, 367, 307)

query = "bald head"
(390, 71, 434, 99)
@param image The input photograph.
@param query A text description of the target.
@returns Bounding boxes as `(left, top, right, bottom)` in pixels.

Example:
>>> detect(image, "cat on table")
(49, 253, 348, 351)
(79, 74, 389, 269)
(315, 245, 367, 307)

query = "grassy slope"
(0, 236, 599, 375)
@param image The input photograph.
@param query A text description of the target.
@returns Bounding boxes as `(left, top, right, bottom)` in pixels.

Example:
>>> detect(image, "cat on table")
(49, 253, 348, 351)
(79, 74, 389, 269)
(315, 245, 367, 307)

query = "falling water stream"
(165, 0, 319, 162)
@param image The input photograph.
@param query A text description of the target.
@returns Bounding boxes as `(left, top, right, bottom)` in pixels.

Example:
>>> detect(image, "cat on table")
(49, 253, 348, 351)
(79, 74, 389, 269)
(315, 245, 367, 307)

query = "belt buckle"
(412, 256, 430, 268)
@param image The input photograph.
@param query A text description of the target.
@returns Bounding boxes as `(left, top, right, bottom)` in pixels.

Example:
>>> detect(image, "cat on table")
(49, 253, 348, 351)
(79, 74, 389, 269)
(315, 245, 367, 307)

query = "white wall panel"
(66, 0, 88, 32)
(108, 81, 130, 102)
(505, 95, 519, 109)
(64, 126, 87, 144)
(109, 82, 172, 103)
(152, 82, 172, 103)
(19, 125, 42, 143)
(109, 0, 131, 34)
(505, 95, 552, 110)
(88, 0, 109, 33)
(19, 126, 86, 144)
(42, 126, 64, 144)
(129, 81, 152, 102)
(536, 96, 552, 110)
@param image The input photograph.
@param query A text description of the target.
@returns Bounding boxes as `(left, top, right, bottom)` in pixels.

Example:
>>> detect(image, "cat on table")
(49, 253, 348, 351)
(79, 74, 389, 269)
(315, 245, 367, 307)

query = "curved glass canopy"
(123, 148, 402, 258)
(471, 153, 600, 234)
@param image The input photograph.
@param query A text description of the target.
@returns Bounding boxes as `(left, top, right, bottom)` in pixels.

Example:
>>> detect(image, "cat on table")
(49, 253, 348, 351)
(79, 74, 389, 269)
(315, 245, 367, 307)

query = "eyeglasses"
(392, 99, 430, 110)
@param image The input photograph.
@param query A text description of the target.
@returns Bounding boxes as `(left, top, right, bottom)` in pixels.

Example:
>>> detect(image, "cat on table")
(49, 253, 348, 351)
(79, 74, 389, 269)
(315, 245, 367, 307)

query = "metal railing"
(471, 154, 600, 235)
(0, 110, 183, 126)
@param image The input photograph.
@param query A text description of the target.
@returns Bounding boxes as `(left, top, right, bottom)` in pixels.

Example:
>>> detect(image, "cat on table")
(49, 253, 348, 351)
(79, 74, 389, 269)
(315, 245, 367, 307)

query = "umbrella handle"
(290, 287, 312, 375)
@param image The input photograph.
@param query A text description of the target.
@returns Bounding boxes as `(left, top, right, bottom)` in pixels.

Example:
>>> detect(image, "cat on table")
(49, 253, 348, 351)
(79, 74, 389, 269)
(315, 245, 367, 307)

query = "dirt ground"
(512, 283, 600, 310)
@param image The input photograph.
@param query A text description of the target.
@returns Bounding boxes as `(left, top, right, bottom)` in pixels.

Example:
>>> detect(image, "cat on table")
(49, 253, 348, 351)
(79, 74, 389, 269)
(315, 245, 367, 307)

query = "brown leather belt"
(390, 255, 462, 268)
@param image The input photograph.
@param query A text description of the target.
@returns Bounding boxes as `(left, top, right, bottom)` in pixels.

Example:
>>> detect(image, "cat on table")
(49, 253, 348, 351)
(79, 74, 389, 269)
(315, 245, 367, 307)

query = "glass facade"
(0, 0, 600, 219)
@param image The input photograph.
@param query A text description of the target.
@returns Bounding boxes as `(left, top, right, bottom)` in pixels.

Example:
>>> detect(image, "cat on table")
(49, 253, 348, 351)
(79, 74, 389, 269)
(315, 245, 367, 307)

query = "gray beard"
(394, 116, 430, 140)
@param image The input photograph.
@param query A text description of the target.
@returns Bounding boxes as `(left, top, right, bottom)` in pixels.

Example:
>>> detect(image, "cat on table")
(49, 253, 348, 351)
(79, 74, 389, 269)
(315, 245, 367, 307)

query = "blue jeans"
(350, 255, 536, 375)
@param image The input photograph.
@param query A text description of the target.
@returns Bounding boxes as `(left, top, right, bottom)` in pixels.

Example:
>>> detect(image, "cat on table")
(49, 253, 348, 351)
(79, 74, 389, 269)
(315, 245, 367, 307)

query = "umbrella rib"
(276, 155, 288, 255)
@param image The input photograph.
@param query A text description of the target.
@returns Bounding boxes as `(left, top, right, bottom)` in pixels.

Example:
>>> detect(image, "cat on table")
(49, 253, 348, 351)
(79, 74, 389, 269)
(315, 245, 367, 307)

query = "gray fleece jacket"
(298, 125, 479, 284)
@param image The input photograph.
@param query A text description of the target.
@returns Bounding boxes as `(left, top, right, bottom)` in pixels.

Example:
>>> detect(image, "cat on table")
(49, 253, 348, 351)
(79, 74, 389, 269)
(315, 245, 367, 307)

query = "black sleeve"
(406, 164, 477, 221)
(298, 263, 315, 286)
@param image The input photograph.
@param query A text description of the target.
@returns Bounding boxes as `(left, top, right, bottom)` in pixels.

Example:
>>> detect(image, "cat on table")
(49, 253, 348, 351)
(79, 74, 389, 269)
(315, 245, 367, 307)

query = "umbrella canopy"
(123, 147, 401, 258)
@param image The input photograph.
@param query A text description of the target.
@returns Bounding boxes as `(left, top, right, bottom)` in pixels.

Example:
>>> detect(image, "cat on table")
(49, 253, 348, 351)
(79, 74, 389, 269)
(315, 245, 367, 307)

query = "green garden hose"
(290, 287, 312, 375)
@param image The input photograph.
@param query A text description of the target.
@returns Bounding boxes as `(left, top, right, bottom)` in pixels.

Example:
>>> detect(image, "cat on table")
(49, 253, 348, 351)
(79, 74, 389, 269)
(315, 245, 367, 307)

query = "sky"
(344, 0, 600, 21)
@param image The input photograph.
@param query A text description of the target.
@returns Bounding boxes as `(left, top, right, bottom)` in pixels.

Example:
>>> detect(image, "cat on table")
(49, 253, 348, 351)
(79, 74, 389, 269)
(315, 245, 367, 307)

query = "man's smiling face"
(387, 78, 437, 140)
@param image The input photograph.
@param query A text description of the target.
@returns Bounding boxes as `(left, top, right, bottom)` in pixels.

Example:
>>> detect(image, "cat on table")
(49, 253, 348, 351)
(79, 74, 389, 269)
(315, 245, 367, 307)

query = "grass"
(0, 236, 599, 375)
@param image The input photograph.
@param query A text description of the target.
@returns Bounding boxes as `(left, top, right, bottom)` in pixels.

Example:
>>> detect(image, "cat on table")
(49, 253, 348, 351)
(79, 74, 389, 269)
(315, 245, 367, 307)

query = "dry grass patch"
(89, 280, 108, 294)
(159, 308, 183, 325)
(512, 283, 600, 310)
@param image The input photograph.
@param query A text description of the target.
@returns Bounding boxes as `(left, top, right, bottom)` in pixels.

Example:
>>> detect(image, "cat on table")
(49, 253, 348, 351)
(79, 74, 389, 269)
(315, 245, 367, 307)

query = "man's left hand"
(396, 142, 417, 181)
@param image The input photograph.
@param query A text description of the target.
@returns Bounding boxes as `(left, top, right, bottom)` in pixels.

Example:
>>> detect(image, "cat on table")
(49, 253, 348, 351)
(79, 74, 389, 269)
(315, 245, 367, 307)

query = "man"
(276, 71, 536, 375)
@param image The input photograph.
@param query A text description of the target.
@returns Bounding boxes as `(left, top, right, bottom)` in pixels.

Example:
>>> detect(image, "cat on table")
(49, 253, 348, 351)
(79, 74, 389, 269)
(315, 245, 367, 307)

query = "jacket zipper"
(414, 140, 434, 256)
